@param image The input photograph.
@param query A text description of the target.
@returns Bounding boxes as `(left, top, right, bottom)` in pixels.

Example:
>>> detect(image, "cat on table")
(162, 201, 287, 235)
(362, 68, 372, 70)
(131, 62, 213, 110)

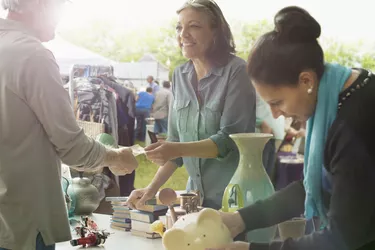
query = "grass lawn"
(133, 141, 189, 191)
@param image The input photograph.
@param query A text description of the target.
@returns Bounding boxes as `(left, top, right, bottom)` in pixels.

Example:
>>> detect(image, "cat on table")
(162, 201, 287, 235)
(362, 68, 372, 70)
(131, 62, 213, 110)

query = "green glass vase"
(222, 133, 276, 243)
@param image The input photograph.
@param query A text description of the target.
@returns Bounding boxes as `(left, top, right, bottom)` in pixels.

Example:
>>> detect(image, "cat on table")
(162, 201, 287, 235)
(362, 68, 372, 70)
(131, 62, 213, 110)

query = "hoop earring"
(307, 88, 313, 94)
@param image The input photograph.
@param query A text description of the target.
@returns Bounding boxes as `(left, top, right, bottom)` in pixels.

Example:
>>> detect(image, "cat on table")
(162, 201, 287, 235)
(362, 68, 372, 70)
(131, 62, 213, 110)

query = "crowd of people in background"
(134, 75, 173, 142)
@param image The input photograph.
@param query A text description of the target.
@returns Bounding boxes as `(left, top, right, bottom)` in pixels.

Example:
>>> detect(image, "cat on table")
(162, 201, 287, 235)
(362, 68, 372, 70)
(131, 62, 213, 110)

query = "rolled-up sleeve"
(22, 49, 107, 169)
(209, 63, 256, 159)
(167, 72, 183, 167)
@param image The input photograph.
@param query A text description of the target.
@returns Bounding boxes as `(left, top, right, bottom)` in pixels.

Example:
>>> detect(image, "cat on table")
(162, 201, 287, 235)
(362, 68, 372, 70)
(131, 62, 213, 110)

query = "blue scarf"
(304, 63, 352, 227)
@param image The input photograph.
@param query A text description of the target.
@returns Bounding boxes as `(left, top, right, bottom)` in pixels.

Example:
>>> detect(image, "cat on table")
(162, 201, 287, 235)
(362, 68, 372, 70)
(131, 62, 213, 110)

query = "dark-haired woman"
(212, 6, 375, 250)
(126, 0, 256, 211)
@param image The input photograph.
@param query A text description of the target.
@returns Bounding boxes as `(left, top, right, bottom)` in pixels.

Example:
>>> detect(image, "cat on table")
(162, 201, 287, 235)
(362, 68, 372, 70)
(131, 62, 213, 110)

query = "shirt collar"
(0, 18, 40, 41)
(181, 60, 224, 77)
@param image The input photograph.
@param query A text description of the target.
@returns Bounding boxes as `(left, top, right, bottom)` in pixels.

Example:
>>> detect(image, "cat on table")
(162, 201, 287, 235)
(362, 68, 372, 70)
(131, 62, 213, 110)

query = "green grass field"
(133, 141, 188, 191)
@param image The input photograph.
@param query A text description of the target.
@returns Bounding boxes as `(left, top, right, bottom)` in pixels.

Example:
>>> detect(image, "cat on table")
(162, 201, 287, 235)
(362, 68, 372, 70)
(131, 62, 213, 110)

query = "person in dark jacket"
(210, 6, 375, 250)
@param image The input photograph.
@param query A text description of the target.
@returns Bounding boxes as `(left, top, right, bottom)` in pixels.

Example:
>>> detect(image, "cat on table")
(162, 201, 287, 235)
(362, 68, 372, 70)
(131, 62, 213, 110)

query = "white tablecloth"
(56, 214, 163, 250)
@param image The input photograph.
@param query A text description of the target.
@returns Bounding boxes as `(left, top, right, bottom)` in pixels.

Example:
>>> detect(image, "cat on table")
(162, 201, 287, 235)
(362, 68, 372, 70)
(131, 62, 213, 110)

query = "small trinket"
(71, 216, 110, 247)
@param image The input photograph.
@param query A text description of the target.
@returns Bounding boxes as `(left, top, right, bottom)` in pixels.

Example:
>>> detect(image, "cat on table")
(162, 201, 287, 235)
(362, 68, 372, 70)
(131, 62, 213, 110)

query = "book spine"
(110, 224, 131, 231)
(111, 218, 132, 224)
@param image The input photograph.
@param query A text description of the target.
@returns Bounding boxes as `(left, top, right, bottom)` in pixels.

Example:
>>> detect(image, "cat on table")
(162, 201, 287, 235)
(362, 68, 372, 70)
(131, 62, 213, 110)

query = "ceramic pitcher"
(222, 133, 276, 243)
(67, 176, 101, 215)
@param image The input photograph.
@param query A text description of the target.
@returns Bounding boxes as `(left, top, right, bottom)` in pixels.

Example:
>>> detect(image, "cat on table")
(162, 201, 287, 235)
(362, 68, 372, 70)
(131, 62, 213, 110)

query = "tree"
(320, 38, 375, 71)
(60, 18, 375, 79)
(320, 38, 361, 67)
(60, 18, 187, 80)
(360, 52, 375, 70)
(231, 19, 273, 60)
(152, 18, 187, 79)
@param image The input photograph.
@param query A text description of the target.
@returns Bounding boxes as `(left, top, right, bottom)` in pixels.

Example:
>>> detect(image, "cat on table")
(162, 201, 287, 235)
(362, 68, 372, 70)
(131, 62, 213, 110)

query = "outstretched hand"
(107, 147, 138, 175)
(145, 141, 181, 166)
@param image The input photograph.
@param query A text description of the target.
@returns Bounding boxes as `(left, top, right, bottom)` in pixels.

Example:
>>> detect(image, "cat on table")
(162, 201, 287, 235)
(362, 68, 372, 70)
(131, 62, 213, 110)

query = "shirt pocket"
(204, 101, 222, 134)
(174, 99, 191, 133)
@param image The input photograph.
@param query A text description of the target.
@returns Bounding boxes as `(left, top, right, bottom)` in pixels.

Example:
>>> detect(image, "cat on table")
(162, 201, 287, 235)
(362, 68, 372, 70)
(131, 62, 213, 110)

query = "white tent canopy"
(113, 53, 170, 90)
(44, 36, 115, 76)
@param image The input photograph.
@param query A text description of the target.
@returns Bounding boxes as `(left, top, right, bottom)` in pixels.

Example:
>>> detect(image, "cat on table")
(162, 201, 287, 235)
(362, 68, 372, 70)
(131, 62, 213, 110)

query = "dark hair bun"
(274, 6, 321, 43)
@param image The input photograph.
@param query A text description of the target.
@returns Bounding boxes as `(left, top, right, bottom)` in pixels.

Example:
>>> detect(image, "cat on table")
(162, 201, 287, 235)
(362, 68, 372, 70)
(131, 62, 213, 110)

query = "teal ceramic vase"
(222, 133, 276, 243)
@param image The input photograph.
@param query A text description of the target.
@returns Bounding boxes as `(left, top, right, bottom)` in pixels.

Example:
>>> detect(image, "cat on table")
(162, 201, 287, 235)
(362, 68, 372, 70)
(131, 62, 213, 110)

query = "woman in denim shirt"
(127, 0, 256, 210)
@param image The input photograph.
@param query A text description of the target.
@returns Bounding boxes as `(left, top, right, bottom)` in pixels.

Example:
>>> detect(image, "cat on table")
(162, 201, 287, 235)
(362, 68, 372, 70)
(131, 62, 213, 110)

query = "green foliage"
(320, 38, 375, 70)
(231, 19, 273, 60)
(360, 52, 375, 70)
(321, 38, 361, 67)
(59, 18, 375, 80)
(152, 18, 188, 79)
(60, 18, 187, 80)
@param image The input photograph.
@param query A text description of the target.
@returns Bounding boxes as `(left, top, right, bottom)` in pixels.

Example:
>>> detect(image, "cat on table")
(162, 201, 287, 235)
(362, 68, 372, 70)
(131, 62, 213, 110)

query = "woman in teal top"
(126, 0, 255, 210)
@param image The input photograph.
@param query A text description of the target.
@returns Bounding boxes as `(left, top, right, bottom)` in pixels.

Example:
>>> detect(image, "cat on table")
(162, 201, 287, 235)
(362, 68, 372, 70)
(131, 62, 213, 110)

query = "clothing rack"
(68, 68, 137, 198)
(68, 64, 114, 106)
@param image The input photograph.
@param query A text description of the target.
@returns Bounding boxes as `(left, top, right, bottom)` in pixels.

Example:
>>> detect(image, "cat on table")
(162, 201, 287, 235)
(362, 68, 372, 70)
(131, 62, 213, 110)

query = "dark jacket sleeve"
(248, 120, 375, 250)
(238, 180, 305, 232)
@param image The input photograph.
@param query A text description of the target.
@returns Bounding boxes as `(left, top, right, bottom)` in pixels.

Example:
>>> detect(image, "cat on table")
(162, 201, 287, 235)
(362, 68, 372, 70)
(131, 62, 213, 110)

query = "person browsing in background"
(135, 87, 155, 141)
(146, 75, 160, 95)
(126, 0, 256, 213)
(0, 0, 138, 249)
(283, 117, 306, 154)
(255, 92, 285, 177)
(151, 80, 173, 135)
(210, 6, 375, 250)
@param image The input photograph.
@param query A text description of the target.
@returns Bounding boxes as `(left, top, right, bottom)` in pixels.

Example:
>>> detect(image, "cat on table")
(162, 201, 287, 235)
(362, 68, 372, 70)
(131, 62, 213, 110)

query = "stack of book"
(109, 201, 131, 231)
(105, 191, 188, 237)
(105, 197, 169, 237)
(130, 204, 169, 239)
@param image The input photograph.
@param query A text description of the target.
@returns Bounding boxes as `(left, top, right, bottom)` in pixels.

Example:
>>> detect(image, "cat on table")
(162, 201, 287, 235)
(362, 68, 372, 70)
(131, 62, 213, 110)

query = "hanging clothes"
(98, 75, 136, 146)
(71, 77, 119, 214)
(97, 76, 137, 196)
(74, 77, 119, 146)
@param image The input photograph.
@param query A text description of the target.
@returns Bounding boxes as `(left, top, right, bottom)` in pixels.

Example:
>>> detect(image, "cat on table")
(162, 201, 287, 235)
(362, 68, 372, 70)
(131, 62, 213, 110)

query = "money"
(130, 144, 146, 157)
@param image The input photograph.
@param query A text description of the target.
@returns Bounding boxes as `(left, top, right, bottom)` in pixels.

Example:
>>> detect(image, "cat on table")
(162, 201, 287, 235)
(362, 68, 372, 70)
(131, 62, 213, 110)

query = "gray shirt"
(169, 55, 256, 209)
(0, 19, 107, 249)
(151, 87, 173, 119)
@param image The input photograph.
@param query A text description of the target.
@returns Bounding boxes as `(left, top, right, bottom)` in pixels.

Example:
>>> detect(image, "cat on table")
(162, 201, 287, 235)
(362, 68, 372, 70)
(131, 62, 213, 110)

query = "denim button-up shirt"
(168, 55, 256, 209)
